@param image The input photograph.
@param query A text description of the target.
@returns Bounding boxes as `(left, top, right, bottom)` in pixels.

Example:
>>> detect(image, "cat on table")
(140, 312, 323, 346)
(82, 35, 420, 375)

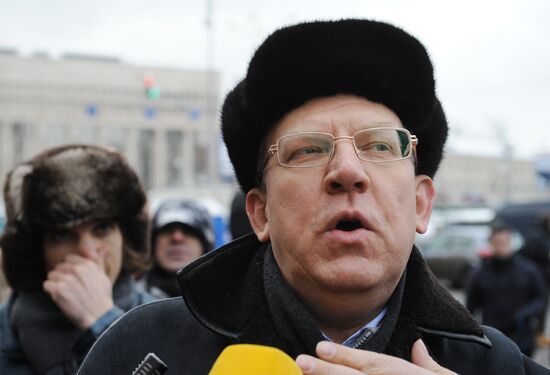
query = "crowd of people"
(0, 17, 549, 375)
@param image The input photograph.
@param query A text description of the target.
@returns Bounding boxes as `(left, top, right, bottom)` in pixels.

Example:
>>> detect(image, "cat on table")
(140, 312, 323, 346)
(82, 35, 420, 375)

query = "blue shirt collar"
(321, 307, 387, 347)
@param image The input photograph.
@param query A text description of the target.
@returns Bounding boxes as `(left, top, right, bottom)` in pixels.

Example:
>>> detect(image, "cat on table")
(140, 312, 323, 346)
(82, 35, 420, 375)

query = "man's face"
(490, 230, 513, 258)
(43, 221, 123, 283)
(247, 95, 434, 301)
(154, 223, 205, 273)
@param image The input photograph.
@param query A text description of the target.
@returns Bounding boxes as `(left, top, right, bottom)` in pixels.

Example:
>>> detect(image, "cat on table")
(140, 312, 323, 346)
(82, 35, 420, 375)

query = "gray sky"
(1, 0, 549, 159)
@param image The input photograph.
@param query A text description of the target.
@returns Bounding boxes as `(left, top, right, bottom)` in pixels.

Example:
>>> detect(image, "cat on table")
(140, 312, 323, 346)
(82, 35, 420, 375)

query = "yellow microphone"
(209, 344, 302, 375)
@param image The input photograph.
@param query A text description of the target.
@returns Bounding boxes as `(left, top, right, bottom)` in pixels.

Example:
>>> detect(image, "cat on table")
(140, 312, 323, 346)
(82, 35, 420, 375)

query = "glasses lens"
(354, 128, 411, 162)
(278, 133, 333, 167)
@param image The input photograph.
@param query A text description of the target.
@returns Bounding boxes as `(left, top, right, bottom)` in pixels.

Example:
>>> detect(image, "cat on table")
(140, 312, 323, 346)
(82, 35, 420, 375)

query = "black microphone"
(131, 352, 167, 375)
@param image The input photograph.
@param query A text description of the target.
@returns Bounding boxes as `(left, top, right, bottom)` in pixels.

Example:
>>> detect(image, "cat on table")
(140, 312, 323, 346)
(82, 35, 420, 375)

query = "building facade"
(3, 50, 548, 221)
(0, 50, 236, 206)
(434, 152, 550, 206)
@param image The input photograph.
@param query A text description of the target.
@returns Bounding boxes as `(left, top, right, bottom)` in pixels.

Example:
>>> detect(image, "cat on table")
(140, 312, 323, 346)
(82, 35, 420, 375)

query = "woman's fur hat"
(221, 19, 448, 192)
(0, 144, 149, 292)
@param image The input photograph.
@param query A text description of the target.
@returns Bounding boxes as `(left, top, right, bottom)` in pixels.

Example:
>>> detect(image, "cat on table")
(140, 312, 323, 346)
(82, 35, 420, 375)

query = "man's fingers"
(296, 354, 363, 375)
(411, 340, 432, 370)
(315, 341, 380, 370)
(296, 341, 377, 374)
(411, 340, 457, 375)
(296, 341, 458, 375)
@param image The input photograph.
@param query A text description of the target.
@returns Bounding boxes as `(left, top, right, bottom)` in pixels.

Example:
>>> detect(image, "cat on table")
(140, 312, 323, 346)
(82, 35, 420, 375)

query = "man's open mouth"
(335, 218, 364, 232)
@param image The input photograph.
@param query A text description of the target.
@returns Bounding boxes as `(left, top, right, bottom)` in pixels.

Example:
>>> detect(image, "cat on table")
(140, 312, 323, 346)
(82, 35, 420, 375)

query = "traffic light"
(143, 74, 160, 100)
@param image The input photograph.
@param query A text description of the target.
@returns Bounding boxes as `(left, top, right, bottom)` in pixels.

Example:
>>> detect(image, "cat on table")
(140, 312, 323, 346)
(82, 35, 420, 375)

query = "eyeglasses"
(264, 127, 418, 168)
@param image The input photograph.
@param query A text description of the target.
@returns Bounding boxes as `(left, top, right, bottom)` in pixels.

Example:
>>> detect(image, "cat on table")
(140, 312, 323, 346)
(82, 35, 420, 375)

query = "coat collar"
(177, 234, 485, 357)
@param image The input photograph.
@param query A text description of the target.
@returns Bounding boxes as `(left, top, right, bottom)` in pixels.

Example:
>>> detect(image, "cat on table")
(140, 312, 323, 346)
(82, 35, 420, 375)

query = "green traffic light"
(147, 87, 160, 100)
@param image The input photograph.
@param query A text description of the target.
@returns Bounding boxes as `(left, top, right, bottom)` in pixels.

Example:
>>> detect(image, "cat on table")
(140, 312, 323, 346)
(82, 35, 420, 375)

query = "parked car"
(421, 224, 523, 289)
(492, 201, 550, 238)
(415, 205, 496, 249)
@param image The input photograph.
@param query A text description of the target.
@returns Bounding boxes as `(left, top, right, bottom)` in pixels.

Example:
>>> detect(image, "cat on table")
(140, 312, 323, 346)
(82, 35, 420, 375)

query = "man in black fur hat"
(77, 20, 549, 374)
(0, 145, 155, 374)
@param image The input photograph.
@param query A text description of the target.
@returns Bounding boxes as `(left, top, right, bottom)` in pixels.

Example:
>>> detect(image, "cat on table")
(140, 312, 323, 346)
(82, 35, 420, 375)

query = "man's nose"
(323, 141, 369, 194)
(170, 228, 187, 242)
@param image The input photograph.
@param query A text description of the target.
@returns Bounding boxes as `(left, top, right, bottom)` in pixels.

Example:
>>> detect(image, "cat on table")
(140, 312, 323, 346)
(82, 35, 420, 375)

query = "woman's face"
(43, 220, 124, 283)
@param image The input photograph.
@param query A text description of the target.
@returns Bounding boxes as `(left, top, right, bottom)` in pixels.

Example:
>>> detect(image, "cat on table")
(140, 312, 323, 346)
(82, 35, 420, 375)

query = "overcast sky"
(1, 0, 549, 159)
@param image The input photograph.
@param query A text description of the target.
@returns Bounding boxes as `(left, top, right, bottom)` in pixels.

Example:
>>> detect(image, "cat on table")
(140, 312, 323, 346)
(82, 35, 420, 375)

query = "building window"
(72, 125, 98, 145)
(166, 130, 184, 187)
(12, 122, 27, 164)
(41, 124, 69, 150)
(138, 129, 155, 189)
(194, 130, 209, 185)
(103, 127, 128, 154)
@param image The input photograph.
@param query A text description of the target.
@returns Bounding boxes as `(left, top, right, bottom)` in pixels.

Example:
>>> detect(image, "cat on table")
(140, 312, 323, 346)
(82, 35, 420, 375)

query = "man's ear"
(246, 188, 270, 242)
(415, 175, 435, 234)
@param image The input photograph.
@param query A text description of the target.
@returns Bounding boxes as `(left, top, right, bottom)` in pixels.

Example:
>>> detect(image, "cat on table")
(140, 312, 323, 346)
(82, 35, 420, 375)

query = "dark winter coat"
(135, 267, 178, 299)
(77, 235, 549, 375)
(466, 254, 548, 355)
(520, 233, 550, 286)
(0, 276, 155, 375)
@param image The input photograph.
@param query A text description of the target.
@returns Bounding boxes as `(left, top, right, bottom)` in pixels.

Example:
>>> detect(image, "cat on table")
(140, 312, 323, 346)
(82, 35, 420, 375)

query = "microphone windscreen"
(209, 344, 301, 375)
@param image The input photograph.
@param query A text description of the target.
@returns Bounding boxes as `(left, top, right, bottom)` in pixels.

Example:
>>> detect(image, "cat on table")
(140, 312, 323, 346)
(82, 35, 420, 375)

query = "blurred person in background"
(0, 204, 8, 303)
(0, 255, 10, 303)
(137, 199, 215, 298)
(0, 144, 155, 374)
(520, 213, 550, 347)
(229, 190, 253, 239)
(520, 214, 550, 283)
(466, 225, 548, 357)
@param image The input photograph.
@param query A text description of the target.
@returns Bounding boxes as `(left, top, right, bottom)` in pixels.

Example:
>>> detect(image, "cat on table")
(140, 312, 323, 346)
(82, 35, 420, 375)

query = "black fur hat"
(221, 19, 448, 193)
(0, 144, 150, 292)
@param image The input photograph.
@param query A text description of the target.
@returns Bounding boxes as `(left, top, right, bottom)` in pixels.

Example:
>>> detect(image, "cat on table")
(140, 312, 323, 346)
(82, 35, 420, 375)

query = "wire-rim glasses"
(264, 127, 418, 168)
